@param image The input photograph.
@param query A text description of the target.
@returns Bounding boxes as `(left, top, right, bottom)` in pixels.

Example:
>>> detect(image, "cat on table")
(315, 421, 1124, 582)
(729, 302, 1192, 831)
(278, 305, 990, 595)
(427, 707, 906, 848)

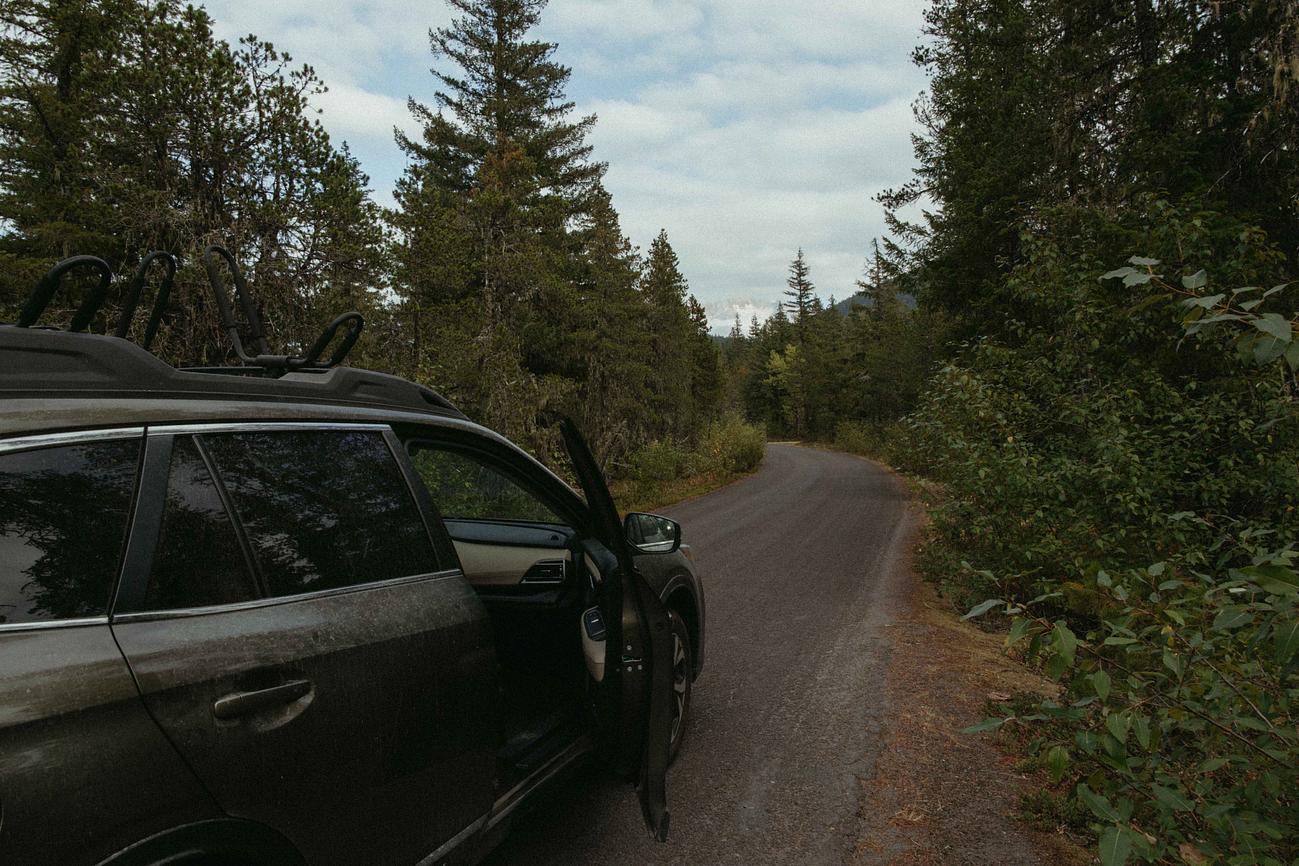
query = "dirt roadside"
(849, 483, 1090, 866)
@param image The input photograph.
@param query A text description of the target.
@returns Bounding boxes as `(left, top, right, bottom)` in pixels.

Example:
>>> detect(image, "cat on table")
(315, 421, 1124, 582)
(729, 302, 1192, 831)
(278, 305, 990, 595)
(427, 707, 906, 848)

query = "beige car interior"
(452, 540, 572, 588)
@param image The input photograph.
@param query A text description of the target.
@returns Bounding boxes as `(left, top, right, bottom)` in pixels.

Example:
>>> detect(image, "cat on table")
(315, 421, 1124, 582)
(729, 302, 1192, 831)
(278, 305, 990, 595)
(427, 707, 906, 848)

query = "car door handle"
(213, 679, 312, 720)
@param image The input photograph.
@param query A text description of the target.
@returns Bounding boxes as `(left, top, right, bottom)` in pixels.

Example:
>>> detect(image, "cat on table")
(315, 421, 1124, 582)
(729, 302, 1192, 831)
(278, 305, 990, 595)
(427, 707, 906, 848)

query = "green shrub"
(691, 416, 766, 476)
(834, 420, 878, 455)
(624, 417, 765, 485)
(628, 438, 690, 483)
(899, 200, 1299, 865)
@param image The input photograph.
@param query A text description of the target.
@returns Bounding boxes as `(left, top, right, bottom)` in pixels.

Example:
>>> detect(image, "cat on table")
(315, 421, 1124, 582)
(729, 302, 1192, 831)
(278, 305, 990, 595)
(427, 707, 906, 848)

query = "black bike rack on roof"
(3, 250, 461, 418)
(16, 255, 114, 332)
(114, 251, 177, 351)
(9, 245, 367, 380)
(200, 244, 364, 377)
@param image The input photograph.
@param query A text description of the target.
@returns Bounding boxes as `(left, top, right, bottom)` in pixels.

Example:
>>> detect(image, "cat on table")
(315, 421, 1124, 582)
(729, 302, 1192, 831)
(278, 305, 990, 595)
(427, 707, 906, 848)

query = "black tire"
(667, 609, 693, 764)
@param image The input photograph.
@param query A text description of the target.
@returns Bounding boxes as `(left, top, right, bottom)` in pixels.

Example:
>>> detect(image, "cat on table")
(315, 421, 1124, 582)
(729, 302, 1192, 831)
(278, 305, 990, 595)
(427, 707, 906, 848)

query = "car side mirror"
(624, 512, 681, 554)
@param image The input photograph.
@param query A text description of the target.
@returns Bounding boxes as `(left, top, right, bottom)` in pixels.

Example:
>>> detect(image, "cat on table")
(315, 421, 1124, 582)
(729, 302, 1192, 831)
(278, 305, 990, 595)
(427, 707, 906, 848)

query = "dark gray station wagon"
(0, 323, 704, 865)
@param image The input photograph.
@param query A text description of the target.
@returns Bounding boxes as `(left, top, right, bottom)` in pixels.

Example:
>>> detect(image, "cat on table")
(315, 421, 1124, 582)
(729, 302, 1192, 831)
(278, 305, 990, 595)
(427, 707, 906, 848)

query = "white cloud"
(199, 0, 930, 330)
(314, 82, 420, 144)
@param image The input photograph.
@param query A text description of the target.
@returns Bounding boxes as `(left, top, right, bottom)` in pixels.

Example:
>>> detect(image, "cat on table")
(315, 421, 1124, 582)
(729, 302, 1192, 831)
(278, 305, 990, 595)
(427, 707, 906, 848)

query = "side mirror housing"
(624, 512, 681, 554)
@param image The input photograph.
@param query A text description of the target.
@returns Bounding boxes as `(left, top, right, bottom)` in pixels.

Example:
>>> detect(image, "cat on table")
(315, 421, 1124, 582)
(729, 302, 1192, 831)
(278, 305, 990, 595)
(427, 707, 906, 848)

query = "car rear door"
(0, 431, 218, 866)
(558, 419, 675, 841)
(110, 423, 497, 866)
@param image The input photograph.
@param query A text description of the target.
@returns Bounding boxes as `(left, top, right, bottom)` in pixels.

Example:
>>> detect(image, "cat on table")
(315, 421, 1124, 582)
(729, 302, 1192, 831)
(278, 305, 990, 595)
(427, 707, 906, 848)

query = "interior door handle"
(213, 679, 312, 720)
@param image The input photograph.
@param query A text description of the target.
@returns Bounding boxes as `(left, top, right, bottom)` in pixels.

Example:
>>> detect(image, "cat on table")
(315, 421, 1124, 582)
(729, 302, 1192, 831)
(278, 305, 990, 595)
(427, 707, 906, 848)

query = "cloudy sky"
(202, 0, 930, 331)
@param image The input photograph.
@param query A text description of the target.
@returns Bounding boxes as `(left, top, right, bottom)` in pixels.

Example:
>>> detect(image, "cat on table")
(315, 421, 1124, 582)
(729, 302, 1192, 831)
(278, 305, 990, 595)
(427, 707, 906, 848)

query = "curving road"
(482, 444, 917, 866)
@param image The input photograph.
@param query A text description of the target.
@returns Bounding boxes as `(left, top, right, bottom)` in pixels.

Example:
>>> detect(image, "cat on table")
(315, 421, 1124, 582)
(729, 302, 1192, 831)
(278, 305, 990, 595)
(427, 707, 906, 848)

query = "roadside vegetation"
(721, 3, 1299, 864)
(5, 0, 1298, 861)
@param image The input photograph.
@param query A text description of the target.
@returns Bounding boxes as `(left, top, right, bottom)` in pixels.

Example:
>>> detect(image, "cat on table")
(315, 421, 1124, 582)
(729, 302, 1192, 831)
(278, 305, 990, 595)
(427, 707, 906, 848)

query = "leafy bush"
(690, 416, 766, 476)
(624, 416, 765, 484)
(895, 200, 1299, 865)
(834, 420, 879, 455)
(628, 439, 691, 483)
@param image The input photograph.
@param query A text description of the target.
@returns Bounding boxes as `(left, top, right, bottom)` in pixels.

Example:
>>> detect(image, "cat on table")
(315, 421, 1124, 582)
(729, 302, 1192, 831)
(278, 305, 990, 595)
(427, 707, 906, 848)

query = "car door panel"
(557, 419, 675, 841)
(111, 427, 499, 866)
(0, 625, 220, 866)
(112, 576, 495, 865)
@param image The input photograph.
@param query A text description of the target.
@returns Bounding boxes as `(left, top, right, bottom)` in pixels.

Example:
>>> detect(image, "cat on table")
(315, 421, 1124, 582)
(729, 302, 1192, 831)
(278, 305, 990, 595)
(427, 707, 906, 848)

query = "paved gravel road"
(483, 444, 918, 866)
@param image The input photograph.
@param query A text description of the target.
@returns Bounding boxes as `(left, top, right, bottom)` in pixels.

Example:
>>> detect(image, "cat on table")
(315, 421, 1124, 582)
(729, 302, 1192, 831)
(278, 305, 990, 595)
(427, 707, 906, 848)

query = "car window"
(0, 438, 140, 624)
(142, 436, 259, 611)
(203, 429, 436, 596)
(410, 447, 563, 524)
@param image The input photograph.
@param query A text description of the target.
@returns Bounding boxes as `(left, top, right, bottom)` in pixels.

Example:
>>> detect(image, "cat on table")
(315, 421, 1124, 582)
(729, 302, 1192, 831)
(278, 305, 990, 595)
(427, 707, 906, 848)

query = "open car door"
(559, 418, 674, 842)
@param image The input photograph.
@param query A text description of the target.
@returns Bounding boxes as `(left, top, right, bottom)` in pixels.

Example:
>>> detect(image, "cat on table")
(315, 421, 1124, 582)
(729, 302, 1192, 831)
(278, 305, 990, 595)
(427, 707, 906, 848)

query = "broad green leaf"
(1211, 606, 1252, 630)
(1235, 564, 1299, 596)
(962, 598, 1003, 620)
(1077, 783, 1121, 822)
(1091, 669, 1111, 701)
(1123, 271, 1152, 288)
(1181, 270, 1207, 290)
(1106, 712, 1130, 744)
(961, 716, 1009, 734)
(1252, 313, 1293, 342)
(1132, 713, 1151, 751)
(1054, 620, 1078, 665)
(1198, 757, 1229, 773)
(1253, 335, 1288, 365)
(1129, 256, 1160, 267)
(1045, 651, 1068, 680)
(1152, 784, 1193, 812)
(1046, 745, 1069, 783)
(1101, 267, 1137, 282)
(1006, 616, 1033, 648)
(1098, 826, 1133, 866)
(1275, 620, 1299, 664)
(1182, 293, 1225, 310)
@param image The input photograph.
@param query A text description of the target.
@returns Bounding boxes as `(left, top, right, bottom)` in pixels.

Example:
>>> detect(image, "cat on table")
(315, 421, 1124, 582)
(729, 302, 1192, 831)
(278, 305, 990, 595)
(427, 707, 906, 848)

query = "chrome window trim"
(145, 421, 388, 437)
(0, 427, 145, 454)
(0, 616, 110, 633)
(110, 568, 466, 622)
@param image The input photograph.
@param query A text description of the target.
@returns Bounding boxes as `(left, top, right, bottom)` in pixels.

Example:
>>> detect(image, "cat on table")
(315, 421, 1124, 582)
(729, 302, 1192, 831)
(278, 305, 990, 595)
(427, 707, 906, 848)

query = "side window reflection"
(204, 430, 436, 596)
(143, 437, 259, 611)
(0, 439, 140, 624)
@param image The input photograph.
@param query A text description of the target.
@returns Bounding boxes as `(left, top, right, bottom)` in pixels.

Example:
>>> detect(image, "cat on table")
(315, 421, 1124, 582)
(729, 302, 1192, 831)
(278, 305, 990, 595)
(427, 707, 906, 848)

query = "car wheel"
(667, 609, 692, 764)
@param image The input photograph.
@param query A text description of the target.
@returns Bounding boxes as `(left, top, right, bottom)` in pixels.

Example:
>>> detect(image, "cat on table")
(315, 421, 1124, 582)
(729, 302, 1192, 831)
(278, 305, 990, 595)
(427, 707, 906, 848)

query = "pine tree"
(640, 229, 694, 439)
(782, 248, 816, 345)
(393, 0, 606, 438)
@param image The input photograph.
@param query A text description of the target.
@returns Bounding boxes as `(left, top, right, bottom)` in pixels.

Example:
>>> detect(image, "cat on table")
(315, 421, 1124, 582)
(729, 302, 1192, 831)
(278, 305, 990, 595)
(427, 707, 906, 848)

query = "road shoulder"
(838, 459, 1089, 866)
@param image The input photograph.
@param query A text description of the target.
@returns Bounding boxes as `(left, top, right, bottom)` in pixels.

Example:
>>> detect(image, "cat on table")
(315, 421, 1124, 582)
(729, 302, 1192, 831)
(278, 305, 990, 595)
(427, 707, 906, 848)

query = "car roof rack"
(17, 255, 114, 332)
(114, 251, 176, 352)
(1, 250, 463, 419)
(201, 244, 364, 378)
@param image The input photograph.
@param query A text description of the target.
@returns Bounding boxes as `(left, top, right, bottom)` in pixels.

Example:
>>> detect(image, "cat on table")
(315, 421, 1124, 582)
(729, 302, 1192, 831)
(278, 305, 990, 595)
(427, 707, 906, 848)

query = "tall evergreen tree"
(393, 0, 606, 440)
(641, 229, 696, 439)
(782, 248, 815, 344)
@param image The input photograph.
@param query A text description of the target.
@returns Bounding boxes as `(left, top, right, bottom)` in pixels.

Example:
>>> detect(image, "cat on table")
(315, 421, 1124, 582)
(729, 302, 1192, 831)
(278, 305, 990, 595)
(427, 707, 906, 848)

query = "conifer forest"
(3, 1, 1299, 863)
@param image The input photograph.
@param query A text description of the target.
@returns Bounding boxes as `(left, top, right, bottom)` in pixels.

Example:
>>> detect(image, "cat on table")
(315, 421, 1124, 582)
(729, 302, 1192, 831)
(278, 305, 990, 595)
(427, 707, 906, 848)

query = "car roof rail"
(16, 255, 114, 331)
(201, 243, 365, 378)
(114, 251, 177, 351)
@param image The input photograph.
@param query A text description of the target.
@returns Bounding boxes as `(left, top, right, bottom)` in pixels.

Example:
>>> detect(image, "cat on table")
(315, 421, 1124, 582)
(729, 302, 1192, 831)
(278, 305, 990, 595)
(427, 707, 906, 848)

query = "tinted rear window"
(204, 430, 435, 596)
(0, 438, 140, 624)
(143, 436, 259, 611)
